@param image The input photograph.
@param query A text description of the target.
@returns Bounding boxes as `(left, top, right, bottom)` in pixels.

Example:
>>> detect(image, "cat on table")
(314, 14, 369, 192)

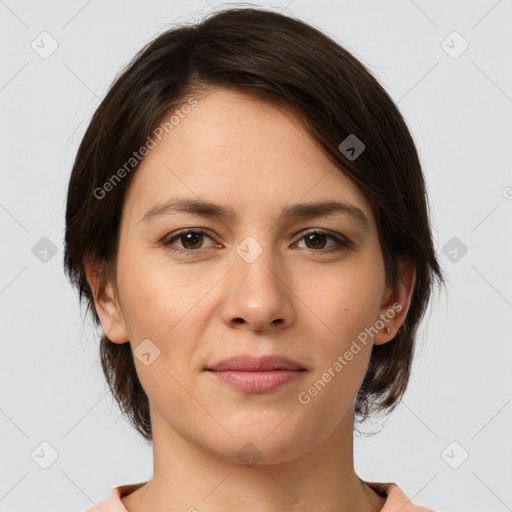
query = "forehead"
(122, 88, 374, 226)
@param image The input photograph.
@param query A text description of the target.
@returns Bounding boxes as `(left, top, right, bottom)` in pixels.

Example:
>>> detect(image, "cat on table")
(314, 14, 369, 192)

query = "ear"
(85, 261, 129, 344)
(373, 258, 416, 346)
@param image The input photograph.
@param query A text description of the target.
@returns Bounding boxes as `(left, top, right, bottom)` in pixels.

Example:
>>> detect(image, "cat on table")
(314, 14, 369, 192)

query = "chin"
(203, 414, 314, 466)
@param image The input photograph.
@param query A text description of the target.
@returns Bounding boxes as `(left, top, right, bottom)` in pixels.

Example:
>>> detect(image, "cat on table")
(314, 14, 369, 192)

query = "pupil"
(183, 233, 203, 249)
(306, 233, 326, 249)
(179, 233, 327, 250)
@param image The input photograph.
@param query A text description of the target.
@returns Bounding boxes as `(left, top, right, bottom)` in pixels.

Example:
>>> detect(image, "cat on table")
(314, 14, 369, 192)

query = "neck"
(122, 407, 385, 512)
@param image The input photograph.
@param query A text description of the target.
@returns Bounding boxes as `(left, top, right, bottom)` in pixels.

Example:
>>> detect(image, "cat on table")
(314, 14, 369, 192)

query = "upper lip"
(207, 355, 306, 372)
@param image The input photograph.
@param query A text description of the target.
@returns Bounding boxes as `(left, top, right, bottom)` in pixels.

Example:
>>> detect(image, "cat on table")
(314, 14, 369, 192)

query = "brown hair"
(64, 6, 445, 443)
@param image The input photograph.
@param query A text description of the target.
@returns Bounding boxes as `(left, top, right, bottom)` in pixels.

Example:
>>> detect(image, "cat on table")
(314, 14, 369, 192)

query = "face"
(90, 88, 413, 465)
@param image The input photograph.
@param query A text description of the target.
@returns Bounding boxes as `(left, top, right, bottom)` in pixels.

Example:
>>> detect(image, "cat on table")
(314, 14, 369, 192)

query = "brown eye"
(295, 230, 351, 251)
(178, 232, 205, 250)
(303, 232, 328, 249)
(162, 229, 217, 253)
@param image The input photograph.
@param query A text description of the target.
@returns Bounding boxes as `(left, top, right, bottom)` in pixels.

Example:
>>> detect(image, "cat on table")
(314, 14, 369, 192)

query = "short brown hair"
(64, 7, 445, 443)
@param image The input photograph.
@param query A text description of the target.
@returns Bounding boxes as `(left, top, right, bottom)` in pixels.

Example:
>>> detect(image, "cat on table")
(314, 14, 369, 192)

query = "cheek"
(116, 266, 204, 408)
(294, 260, 385, 408)
(296, 261, 385, 344)
(116, 256, 216, 385)
(296, 279, 381, 424)
(117, 251, 204, 339)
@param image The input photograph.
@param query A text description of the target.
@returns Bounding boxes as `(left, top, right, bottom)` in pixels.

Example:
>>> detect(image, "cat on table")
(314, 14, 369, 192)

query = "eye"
(293, 229, 352, 252)
(162, 229, 218, 254)
(161, 228, 352, 257)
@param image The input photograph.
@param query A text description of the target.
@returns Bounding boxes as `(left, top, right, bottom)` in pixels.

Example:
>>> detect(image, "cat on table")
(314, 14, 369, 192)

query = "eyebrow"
(140, 198, 370, 232)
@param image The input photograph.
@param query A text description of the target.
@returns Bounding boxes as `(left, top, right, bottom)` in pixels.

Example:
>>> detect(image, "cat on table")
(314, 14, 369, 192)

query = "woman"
(64, 7, 444, 512)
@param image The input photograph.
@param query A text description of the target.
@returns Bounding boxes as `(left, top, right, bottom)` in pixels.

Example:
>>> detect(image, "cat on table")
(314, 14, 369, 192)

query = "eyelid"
(162, 227, 352, 254)
(162, 228, 218, 250)
(293, 228, 352, 249)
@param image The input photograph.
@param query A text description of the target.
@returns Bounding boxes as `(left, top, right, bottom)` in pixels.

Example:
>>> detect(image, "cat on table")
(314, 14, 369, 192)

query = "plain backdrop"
(1, 1, 511, 511)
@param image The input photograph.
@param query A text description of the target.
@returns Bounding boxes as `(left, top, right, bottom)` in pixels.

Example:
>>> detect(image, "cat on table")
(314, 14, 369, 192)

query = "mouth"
(205, 354, 307, 393)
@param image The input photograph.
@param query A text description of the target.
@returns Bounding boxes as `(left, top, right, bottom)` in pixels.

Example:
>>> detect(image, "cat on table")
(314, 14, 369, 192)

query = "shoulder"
(83, 482, 147, 512)
(84, 480, 436, 512)
(365, 481, 437, 512)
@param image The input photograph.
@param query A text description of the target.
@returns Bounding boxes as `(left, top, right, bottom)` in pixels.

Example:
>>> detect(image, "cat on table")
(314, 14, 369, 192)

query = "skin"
(86, 88, 416, 512)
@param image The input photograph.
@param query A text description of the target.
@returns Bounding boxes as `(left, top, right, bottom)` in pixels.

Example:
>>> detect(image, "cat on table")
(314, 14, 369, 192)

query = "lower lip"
(207, 370, 305, 393)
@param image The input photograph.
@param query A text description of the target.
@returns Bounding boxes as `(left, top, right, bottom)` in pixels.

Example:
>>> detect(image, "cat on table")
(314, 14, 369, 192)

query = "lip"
(205, 355, 306, 393)
(207, 355, 306, 372)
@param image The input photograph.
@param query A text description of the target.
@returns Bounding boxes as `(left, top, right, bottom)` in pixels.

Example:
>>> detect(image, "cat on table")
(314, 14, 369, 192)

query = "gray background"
(1, 1, 511, 511)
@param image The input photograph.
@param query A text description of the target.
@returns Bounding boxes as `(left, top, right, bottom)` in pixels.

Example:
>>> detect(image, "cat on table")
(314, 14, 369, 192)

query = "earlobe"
(373, 259, 416, 346)
(85, 263, 130, 344)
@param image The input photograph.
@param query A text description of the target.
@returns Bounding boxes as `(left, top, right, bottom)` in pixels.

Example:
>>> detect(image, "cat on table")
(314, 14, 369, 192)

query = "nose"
(220, 240, 296, 332)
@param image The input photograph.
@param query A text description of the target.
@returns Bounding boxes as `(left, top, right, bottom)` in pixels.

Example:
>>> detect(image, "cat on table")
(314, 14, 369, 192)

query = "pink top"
(84, 480, 436, 511)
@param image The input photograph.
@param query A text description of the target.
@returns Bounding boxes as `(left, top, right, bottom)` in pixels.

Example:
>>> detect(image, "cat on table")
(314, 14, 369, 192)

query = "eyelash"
(161, 228, 352, 256)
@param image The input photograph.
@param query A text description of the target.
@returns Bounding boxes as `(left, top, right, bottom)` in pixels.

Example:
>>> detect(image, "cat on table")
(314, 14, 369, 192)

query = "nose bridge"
(233, 233, 284, 294)
(221, 232, 295, 330)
